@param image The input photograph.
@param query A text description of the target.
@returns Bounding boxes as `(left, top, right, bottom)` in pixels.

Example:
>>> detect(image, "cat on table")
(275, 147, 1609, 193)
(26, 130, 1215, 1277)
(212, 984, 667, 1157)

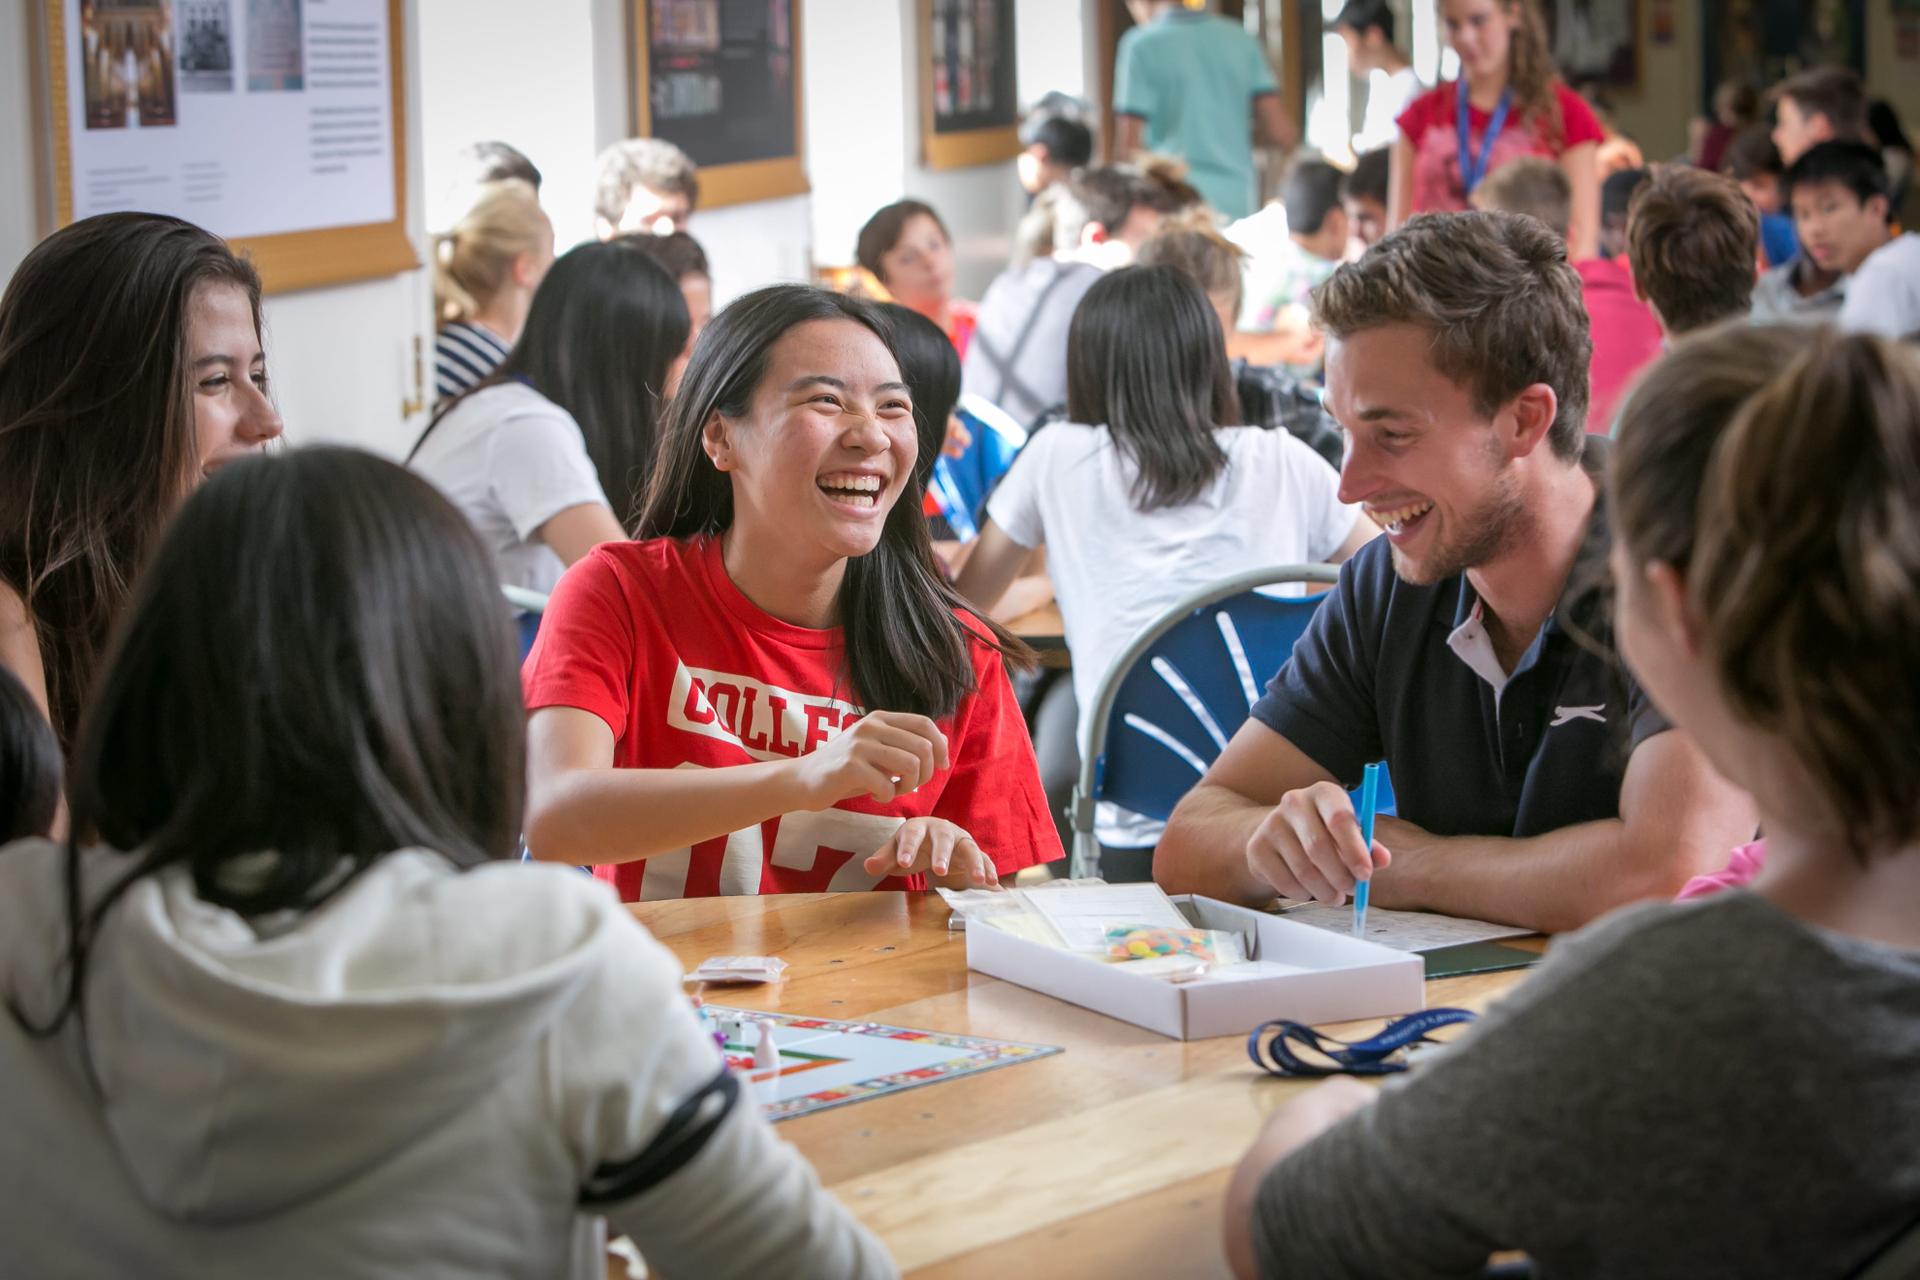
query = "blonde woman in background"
(433, 179, 554, 404)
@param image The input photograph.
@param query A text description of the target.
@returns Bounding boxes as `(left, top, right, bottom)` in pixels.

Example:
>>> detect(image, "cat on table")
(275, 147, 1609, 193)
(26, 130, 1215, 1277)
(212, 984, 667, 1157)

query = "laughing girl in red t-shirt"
(1390, 0, 1604, 258)
(521, 285, 1060, 900)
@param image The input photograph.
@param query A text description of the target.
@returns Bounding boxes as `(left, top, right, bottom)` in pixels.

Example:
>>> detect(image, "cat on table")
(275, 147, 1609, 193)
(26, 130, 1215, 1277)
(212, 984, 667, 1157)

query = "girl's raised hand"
(789, 710, 950, 808)
(862, 817, 1001, 890)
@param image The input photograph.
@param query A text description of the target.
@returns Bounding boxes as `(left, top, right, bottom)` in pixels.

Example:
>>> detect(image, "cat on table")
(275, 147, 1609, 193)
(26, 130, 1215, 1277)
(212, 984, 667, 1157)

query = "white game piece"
(754, 1020, 780, 1071)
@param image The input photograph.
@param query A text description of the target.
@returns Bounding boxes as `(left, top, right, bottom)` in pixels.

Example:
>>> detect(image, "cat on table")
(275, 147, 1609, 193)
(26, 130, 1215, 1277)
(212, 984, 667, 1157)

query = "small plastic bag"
(685, 955, 789, 985)
(1103, 925, 1248, 968)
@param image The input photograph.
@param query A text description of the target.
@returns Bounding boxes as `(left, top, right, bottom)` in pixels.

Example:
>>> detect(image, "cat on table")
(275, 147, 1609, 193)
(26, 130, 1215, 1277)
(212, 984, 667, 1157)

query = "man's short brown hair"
(1774, 66, 1869, 140)
(1312, 210, 1592, 458)
(593, 138, 699, 225)
(1625, 164, 1759, 335)
(1474, 156, 1572, 241)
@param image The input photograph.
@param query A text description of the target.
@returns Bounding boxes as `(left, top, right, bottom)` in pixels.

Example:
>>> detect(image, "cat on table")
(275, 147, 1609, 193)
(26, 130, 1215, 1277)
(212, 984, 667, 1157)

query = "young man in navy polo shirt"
(1156, 211, 1757, 933)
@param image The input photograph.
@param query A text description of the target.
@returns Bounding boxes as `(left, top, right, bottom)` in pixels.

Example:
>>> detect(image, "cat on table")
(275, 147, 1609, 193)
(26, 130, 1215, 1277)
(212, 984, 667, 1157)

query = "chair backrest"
(502, 585, 549, 662)
(1070, 565, 1337, 876)
(501, 584, 549, 615)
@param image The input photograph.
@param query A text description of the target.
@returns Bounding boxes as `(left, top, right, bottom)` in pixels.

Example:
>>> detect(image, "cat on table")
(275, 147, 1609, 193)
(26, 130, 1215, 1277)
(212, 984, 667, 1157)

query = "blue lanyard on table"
(1247, 1007, 1478, 1078)
(1456, 81, 1512, 196)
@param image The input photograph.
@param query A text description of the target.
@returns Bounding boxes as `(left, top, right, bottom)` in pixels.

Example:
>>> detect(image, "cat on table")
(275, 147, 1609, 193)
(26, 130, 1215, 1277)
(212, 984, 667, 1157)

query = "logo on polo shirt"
(1550, 704, 1607, 726)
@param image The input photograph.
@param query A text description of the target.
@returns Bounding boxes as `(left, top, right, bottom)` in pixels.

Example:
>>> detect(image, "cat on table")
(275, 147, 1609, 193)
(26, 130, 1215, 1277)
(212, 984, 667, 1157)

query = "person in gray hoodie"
(0, 447, 893, 1280)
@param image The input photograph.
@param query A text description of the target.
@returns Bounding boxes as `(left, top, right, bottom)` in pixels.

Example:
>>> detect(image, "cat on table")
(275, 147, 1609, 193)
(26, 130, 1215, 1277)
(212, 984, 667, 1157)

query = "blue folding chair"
(926, 393, 1029, 539)
(1068, 564, 1392, 879)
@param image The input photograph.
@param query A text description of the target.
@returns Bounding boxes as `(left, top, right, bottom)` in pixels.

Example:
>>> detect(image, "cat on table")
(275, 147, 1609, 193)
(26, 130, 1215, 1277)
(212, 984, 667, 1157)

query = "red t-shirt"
(1576, 257, 1663, 434)
(522, 535, 1059, 900)
(1396, 81, 1605, 214)
(947, 298, 979, 362)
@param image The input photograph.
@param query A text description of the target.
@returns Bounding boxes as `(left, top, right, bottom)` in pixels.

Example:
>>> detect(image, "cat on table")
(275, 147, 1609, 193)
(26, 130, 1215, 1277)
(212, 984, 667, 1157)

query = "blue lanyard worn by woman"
(1456, 79, 1512, 197)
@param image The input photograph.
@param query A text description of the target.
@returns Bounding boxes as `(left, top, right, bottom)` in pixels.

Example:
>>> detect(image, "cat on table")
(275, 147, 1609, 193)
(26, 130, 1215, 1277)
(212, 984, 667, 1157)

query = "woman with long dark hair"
(521, 285, 1060, 899)
(0, 212, 283, 757)
(0, 448, 891, 1277)
(409, 236, 689, 597)
(954, 266, 1374, 875)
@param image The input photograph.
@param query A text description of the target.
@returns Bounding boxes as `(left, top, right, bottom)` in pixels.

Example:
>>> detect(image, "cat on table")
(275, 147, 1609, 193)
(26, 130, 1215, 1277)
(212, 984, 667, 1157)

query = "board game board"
(704, 1006, 1061, 1122)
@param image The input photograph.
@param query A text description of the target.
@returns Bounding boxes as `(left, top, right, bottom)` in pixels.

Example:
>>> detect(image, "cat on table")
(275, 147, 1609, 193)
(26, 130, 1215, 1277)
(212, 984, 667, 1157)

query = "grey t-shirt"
(960, 258, 1103, 428)
(1751, 258, 1847, 323)
(1254, 892, 1920, 1279)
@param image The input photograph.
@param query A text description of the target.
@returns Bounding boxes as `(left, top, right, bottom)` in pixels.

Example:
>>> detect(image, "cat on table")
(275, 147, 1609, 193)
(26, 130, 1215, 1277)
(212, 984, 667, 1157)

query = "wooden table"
(631, 893, 1542, 1277)
(1004, 601, 1068, 669)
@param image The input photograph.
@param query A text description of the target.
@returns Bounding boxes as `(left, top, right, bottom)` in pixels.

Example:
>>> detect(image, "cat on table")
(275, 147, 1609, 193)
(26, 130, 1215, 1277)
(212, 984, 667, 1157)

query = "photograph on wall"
(645, 0, 795, 169)
(1548, 0, 1637, 88)
(929, 0, 1015, 134)
(177, 0, 233, 92)
(80, 0, 178, 129)
(245, 0, 303, 91)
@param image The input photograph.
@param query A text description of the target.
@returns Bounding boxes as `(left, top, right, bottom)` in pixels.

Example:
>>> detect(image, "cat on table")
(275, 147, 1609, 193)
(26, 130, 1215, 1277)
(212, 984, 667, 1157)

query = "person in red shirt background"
(856, 200, 979, 360)
(521, 285, 1058, 900)
(1474, 157, 1661, 435)
(1390, 0, 1604, 259)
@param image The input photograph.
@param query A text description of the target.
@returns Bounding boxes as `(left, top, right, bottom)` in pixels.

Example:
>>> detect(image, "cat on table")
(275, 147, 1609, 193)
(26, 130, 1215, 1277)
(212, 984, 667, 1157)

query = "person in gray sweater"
(0, 449, 891, 1280)
(1225, 323, 1920, 1280)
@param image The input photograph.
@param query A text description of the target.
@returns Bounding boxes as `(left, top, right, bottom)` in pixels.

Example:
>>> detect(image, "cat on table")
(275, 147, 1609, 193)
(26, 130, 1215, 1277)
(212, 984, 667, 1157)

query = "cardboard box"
(965, 894, 1425, 1040)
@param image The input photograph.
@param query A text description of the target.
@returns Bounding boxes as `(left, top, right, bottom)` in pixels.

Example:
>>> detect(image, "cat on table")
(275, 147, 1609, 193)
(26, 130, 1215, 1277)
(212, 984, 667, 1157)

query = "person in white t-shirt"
(410, 238, 690, 603)
(1334, 0, 1422, 155)
(955, 265, 1377, 874)
(1841, 232, 1920, 339)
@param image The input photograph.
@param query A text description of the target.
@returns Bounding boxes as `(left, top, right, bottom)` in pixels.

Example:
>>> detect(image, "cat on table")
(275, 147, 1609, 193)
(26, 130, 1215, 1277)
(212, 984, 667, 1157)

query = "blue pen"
(1353, 762, 1381, 938)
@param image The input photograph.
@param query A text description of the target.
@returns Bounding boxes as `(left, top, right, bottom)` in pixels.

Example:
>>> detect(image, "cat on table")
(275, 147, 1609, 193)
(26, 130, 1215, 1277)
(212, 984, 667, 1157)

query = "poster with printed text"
(61, 0, 394, 238)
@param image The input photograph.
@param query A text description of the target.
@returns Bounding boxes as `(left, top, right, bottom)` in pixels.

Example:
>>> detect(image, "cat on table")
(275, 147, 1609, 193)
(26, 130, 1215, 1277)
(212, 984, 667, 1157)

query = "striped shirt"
(434, 321, 512, 404)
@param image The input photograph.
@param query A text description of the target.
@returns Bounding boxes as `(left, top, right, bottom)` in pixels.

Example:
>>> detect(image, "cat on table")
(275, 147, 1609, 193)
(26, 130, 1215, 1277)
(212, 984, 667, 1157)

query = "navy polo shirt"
(1250, 442, 1668, 839)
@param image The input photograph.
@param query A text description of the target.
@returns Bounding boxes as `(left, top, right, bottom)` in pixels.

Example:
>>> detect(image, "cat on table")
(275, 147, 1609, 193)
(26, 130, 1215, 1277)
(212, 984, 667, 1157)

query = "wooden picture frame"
(631, 0, 808, 209)
(920, 0, 1019, 171)
(43, 0, 415, 295)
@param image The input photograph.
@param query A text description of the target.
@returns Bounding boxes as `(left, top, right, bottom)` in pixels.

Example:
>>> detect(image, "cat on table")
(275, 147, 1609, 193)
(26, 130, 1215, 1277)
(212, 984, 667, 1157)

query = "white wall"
(1016, 0, 1094, 107)
(419, 0, 603, 250)
(0, 0, 40, 283)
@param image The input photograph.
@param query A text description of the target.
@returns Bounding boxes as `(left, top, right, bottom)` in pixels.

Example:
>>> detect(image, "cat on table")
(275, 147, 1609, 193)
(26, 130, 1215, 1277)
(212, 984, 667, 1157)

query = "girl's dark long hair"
(0, 212, 263, 756)
(23, 447, 526, 1037)
(1065, 265, 1239, 512)
(638, 285, 1029, 718)
(412, 236, 689, 530)
(876, 302, 962, 489)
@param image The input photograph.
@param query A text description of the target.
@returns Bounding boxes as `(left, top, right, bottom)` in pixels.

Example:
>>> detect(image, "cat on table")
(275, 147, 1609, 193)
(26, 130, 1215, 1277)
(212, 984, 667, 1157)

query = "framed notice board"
(633, 0, 808, 209)
(42, 0, 415, 294)
(920, 0, 1019, 170)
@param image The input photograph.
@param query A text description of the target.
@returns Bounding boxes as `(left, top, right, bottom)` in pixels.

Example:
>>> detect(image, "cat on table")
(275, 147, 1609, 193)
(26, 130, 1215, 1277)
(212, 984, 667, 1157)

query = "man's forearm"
(1373, 816, 1686, 934)
(1154, 782, 1276, 904)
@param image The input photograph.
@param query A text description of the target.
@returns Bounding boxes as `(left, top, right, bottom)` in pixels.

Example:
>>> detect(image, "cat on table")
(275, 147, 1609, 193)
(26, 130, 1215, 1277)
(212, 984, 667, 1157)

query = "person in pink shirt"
(1475, 156, 1661, 434)
(1390, 0, 1604, 257)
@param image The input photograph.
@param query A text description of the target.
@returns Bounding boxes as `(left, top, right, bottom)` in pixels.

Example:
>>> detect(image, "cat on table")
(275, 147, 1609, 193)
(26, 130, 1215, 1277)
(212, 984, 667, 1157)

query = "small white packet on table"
(684, 955, 789, 984)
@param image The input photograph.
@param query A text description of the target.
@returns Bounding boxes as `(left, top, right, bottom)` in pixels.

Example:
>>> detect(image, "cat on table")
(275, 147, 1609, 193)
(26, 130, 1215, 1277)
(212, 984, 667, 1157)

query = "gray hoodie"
(0, 842, 894, 1278)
